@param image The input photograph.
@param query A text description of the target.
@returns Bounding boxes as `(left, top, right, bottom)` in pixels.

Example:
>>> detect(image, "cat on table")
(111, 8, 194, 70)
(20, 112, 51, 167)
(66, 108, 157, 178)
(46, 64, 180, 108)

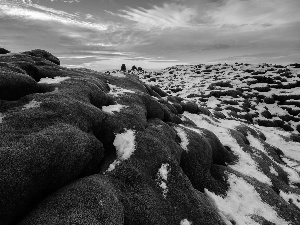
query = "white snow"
(184, 112, 272, 185)
(102, 104, 127, 114)
(174, 127, 189, 151)
(110, 71, 126, 78)
(107, 160, 121, 172)
(107, 83, 135, 97)
(265, 104, 288, 116)
(0, 113, 4, 123)
(113, 129, 136, 160)
(180, 219, 193, 225)
(269, 166, 278, 176)
(250, 83, 269, 88)
(158, 163, 170, 180)
(257, 125, 300, 162)
(157, 163, 170, 198)
(22, 100, 41, 110)
(277, 163, 300, 185)
(205, 173, 289, 225)
(180, 124, 203, 135)
(107, 129, 136, 171)
(38, 76, 70, 84)
(207, 96, 221, 108)
(280, 190, 300, 209)
(247, 133, 266, 154)
(282, 157, 299, 167)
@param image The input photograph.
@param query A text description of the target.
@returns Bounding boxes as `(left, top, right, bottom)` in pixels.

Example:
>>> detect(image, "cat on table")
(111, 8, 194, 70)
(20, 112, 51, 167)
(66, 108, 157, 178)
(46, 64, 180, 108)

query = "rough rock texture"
(1, 50, 300, 225)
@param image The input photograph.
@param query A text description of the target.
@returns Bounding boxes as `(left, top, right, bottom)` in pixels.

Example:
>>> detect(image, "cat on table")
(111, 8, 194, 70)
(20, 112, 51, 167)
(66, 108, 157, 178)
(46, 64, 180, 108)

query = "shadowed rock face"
(1, 49, 300, 225)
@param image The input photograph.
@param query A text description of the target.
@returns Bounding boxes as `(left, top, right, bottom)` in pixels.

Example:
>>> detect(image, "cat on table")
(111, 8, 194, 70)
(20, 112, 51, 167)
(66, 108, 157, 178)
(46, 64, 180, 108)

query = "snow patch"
(107, 160, 121, 172)
(207, 96, 221, 108)
(157, 163, 170, 198)
(280, 190, 300, 209)
(114, 129, 136, 160)
(107, 129, 136, 171)
(282, 157, 299, 168)
(111, 71, 126, 78)
(257, 125, 300, 162)
(38, 76, 70, 84)
(175, 127, 189, 151)
(277, 163, 300, 185)
(184, 112, 272, 185)
(0, 113, 4, 123)
(108, 83, 135, 97)
(102, 104, 128, 114)
(247, 133, 266, 153)
(205, 173, 289, 225)
(269, 166, 278, 176)
(22, 100, 41, 110)
(180, 218, 192, 225)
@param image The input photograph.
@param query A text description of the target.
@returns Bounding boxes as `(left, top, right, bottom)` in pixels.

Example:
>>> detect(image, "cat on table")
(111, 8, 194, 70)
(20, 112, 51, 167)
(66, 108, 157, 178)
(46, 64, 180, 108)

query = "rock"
(0, 47, 10, 54)
(181, 101, 198, 114)
(177, 126, 229, 193)
(171, 102, 183, 114)
(19, 175, 124, 225)
(121, 64, 126, 71)
(261, 110, 272, 119)
(290, 63, 300, 68)
(264, 97, 276, 104)
(0, 124, 104, 225)
(213, 111, 226, 119)
(22, 49, 60, 65)
(0, 64, 38, 100)
(150, 85, 168, 97)
(198, 106, 211, 116)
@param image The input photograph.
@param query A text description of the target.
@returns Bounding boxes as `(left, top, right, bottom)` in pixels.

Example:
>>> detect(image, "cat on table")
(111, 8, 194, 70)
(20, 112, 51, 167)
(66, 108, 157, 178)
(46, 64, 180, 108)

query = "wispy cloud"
(1, 0, 300, 70)
(209, 0, 300, 30)
(111, 3, 198, 29)
(0, 0, 107, 31)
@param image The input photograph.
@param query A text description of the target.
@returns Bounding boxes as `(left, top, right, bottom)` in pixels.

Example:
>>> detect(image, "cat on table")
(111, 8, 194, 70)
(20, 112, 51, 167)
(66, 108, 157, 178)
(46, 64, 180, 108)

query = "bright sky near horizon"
(0, 0, 300, 70)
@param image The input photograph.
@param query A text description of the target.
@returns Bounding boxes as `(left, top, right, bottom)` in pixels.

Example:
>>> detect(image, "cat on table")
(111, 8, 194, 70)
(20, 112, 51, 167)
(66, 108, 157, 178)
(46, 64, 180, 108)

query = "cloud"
(208, 0, 300, 30)
(50, 0, 80, 3)
(112, 3, 198, 29)
(0, 0, 107, 31)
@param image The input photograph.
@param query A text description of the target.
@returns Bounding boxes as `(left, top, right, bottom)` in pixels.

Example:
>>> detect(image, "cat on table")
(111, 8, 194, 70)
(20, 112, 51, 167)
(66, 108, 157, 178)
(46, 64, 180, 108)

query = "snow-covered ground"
(135, 63, 300, 133)
(111, 63, 300, 224)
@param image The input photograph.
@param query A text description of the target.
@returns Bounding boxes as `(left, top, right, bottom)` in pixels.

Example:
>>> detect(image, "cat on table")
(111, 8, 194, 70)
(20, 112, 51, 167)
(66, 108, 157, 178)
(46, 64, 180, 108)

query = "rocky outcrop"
(0, 47, 10, 54)
(1, 50, 300, 225)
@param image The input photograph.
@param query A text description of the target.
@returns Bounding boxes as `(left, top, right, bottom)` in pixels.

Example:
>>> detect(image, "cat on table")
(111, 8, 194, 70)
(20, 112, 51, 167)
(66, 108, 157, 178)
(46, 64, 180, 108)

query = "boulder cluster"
(136, 63, 300, 133)
(1, 49, 300, 225)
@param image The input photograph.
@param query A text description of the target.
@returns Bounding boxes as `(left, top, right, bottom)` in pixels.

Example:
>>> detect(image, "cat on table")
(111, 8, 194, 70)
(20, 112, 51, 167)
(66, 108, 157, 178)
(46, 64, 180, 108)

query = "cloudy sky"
(0, 0, 300, 70)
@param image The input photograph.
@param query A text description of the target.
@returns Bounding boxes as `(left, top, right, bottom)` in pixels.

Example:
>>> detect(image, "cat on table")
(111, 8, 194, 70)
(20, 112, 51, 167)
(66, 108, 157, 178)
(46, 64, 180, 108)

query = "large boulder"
(19, 175, 124, 225)
(22, 49, 60, 65)
(0, 63, 38, 100)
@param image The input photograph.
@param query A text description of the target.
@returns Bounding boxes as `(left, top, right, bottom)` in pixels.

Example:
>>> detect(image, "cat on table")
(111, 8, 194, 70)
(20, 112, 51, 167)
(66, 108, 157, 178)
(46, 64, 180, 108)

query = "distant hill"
(1, 48, 300, 225)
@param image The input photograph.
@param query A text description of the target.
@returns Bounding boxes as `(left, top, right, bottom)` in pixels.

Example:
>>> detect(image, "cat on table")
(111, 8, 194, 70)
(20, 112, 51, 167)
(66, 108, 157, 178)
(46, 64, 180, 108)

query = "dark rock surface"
(1, 50, 300, 225)
(0, 47, 10, 54)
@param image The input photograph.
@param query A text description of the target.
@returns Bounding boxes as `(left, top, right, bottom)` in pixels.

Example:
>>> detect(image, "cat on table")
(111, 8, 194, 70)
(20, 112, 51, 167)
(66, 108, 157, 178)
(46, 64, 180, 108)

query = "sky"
(0, 0, 300, 70)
